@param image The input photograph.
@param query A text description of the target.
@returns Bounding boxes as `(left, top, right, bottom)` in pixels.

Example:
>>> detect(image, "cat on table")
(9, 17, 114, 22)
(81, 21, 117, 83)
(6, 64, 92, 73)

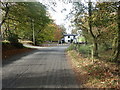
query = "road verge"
(67, 50, 119, 89)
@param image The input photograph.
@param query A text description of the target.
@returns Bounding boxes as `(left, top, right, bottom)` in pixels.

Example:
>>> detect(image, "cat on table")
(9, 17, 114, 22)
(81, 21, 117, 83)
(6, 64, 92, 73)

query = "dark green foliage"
(7, 33, 19, 43)
(2, 41, 24, 48)
(6, 33, 24, 48)
(2, 42, 10, 46)
(11, 42, 23, 48)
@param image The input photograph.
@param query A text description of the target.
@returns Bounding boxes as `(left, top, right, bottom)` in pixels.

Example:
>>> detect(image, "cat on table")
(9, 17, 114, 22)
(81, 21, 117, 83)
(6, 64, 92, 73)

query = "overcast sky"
(39, 0, 76, 34)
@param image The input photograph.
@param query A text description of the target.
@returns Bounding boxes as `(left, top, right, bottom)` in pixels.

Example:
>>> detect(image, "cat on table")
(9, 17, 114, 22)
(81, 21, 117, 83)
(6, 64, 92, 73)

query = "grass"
(78, 44, 92, 54)
(67, 50, 120, 89)
(67, 44, 92, 58)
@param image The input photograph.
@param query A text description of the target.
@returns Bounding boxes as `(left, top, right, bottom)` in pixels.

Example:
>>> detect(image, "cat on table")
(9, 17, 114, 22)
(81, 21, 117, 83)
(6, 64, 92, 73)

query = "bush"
(67, 44, 75, 51)
(2, 41, 24, 49)
(67, 44, 92, 56)
(2, 41, 10, 46)
(6, 33, 24, 48)
(77, 44, 92, 55)
(11, 42, 24, 48)
(7, 33, 19, 43)
(98, 43, 112, 53)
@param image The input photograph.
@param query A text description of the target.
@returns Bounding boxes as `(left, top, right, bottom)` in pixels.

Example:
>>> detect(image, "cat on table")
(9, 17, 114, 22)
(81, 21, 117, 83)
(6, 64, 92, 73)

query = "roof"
(63, 34, 77, 36)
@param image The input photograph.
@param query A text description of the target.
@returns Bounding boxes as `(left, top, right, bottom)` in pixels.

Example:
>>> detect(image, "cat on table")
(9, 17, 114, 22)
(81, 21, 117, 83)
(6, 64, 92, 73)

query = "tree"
(72, 1, 99, 58)
(72, 1, 120, 60)
(1, 2, 51, 44)
(92, 2, 119, 61)
(88, 1, 98, 57)
(113, 1, 120, 61)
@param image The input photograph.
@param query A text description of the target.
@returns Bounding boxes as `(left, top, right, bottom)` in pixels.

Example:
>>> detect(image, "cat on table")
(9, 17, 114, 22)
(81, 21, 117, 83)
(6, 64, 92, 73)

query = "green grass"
(67, 44, 92, 57)
(67, 44, 75, 51)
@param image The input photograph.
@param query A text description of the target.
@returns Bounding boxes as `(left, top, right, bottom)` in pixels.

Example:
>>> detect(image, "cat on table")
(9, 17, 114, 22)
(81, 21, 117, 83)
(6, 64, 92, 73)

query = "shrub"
(78, 44, 92, 54)
(6, 33, 24, 48)
(2, 41, 10, 46)
(11, 42, 24, 48)
(2, 41, 24, 49)
(7, 33, 19, 43)
(67, 44, 75, 51)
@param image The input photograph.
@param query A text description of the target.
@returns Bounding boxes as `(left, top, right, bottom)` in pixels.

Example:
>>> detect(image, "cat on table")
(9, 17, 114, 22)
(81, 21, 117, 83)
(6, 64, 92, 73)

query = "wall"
(64, 35, 77, 43)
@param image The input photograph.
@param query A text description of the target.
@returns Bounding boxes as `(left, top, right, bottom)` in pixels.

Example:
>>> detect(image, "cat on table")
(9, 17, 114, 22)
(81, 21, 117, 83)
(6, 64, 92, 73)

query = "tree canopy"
(72, 1, 120, 61)
(1, 2, 63, 45)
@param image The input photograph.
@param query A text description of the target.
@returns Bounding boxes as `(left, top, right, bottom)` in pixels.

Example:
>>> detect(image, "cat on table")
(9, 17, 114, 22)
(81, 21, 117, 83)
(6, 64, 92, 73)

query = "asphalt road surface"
(2, 45, 79, 89)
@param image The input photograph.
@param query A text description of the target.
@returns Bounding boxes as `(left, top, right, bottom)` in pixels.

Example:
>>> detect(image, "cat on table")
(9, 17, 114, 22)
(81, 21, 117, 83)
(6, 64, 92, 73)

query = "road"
(2, 45, 79, 89)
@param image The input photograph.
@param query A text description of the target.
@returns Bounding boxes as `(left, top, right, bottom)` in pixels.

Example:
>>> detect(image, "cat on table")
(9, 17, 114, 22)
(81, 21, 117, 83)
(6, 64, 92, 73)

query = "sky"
(39, 0, 75, 34)
(38, 0, 97, 34)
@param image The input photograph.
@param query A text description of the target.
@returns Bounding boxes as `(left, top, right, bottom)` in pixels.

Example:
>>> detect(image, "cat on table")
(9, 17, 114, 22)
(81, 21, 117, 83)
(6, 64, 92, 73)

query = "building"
(61, 34, 77, 43)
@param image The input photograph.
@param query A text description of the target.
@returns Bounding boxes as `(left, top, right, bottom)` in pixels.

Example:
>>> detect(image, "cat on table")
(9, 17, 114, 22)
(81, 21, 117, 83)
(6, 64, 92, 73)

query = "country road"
(2, 45, 79, 89)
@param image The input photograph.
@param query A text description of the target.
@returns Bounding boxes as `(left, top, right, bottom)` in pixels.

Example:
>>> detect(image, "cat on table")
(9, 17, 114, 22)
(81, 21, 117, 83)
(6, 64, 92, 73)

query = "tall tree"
(113, 1, 120, 61)
(88, 0, 98, 57)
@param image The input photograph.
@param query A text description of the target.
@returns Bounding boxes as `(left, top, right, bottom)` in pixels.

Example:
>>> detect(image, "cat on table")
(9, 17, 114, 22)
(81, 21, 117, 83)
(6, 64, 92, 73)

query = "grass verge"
(67, 50, 120, 89)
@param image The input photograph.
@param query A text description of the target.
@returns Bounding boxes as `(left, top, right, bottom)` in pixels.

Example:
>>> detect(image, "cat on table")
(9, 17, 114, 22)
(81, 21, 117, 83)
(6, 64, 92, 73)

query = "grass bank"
(67, 45, 120, 89)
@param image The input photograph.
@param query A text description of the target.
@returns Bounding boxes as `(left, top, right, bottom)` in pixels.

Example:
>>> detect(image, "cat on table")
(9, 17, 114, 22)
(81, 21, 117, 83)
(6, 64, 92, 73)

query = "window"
(68, 40, 70, 42)
(68, 36, 70, 38)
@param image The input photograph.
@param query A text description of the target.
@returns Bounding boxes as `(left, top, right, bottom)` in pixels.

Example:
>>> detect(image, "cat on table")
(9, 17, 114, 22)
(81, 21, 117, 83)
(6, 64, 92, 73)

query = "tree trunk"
(88, 1, 98, 58)
(93, 39, 98, 57)
(113, 2, 120, 61)
(0, 3, 9, 30)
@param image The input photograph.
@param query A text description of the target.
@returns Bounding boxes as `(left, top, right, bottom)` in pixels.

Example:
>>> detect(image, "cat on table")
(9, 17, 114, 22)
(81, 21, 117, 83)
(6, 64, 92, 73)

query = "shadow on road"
(2, 45, 69, 67)
(2, 69, 79, 88)
(2, 49, 37, 67)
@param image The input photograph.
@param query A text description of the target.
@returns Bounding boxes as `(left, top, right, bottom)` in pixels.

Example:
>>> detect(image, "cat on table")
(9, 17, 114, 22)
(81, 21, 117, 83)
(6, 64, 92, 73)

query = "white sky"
(39, 0, 75, 33)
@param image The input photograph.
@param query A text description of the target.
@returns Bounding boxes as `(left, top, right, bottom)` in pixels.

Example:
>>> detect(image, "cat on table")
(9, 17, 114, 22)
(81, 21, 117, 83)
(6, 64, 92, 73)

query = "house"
(60, 34, 77, 43)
